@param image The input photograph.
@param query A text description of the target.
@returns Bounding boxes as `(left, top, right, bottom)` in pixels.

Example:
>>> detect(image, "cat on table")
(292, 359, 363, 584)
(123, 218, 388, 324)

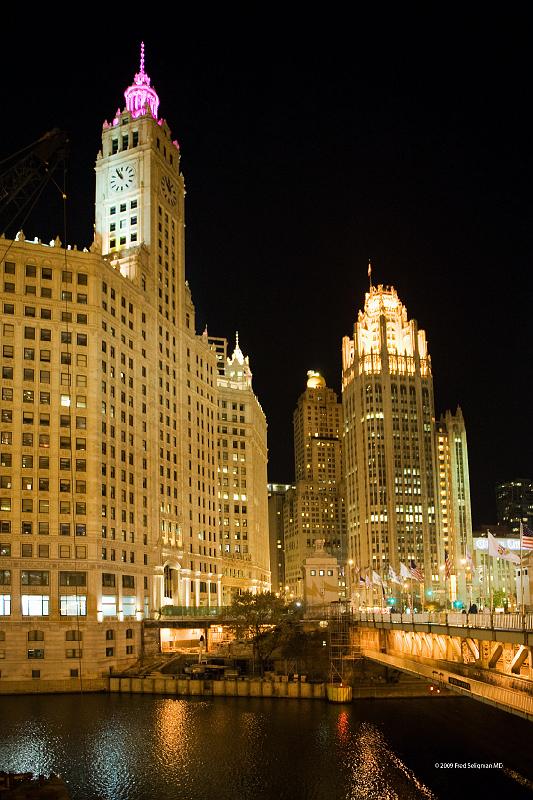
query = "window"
(59, 571, 87, 586)
(66, 630, 82, 641)
(22, 595, 49, 616)
(21, 571, 49, 586)
(102, 573, 116, 587)
(21, 544, 32, 557)
(60, 596, 87, 616)
(0, 570, 10, 585)
(27, 649, 45, 659)
(66, 649, 82, 659)
(0, 594, 11, 615)
(122, 596, 136, 617)
(122, 575, 135, 589)
(101, 596, 117, 617)
(27, 629, 44, 641)
(0, 544, 11, 557)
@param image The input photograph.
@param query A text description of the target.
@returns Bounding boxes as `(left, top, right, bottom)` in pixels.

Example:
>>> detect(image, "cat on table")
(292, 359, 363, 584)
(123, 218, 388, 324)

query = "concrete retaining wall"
(0, 677, 106, 694)
(109, 676, 326, 699)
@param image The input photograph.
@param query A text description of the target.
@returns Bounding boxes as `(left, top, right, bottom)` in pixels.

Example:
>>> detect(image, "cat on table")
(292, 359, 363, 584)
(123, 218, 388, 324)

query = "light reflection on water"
(0, 695, 531, 800)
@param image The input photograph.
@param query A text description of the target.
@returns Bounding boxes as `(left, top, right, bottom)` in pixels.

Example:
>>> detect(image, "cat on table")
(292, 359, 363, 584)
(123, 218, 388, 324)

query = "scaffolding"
(328, 606, 361, 684)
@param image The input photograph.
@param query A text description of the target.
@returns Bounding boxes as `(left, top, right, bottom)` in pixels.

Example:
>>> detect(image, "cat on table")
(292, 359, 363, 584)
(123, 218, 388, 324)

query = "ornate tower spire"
(124, 41, 160, 120)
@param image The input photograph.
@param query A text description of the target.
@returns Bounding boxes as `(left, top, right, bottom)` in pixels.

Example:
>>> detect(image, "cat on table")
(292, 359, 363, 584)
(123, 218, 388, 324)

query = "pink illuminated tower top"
(124, 42, 160, 119)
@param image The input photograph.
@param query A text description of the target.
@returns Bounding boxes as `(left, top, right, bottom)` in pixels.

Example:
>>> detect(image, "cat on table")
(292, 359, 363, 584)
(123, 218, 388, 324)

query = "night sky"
(2, 11, 532, 526)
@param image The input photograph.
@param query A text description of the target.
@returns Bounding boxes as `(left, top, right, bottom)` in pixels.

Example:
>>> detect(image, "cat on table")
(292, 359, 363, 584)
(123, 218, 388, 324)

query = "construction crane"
(0, 129, 69, 235)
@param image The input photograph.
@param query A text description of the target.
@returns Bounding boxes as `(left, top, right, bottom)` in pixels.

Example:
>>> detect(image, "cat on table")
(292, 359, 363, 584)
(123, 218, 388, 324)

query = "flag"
(521, 524, 533, 551)
(465, 548, 475, 572)
(388, 565, 401, 585)
(364, 574, 372, 588)
(409, 560, 424, 582)
(487, 531, 520, 564)
(399, 562, 411, 580)
(372, 570, 383, 586)
(444, 550, 452, 579)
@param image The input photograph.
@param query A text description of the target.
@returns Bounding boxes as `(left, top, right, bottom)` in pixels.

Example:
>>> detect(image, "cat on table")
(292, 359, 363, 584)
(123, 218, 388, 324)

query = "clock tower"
(94, 43, 185, 309)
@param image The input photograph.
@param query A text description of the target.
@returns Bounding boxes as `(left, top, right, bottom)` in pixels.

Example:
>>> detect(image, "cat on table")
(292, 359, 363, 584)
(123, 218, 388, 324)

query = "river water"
(0, 693, 531, 799)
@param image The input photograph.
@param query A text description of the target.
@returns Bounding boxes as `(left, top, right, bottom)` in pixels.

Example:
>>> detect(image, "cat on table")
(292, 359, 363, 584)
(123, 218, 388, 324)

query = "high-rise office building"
(267, 482, 292, 594)
(435, 408, 473, 602)
(496, 479, 533, 536)
(0, 46, 269, 685)
(283, 371, 345, 597)
(341, 284, 439, 601)
(213, 335, 270, 600)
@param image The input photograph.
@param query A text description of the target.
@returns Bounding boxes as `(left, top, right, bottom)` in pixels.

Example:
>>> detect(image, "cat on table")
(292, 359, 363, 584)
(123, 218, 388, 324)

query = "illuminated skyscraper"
(496, 479, 533, 536)
(435, 408, 473, 602)
(341, 284, 438, 601)
(283, 371, 345, 597)
(212, 335, 270, 600)
(0, 45, 269, 686)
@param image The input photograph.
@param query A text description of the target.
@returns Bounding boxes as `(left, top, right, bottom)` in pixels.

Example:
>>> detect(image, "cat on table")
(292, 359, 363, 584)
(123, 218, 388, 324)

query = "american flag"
(444, 550, 452, 579)
(521, 524, 533, 551)
(409, 559, 424, 582)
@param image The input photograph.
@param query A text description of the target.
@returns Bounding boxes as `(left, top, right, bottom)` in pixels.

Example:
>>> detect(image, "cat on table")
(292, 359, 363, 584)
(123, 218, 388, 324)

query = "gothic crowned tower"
(342, 284, 439, 603)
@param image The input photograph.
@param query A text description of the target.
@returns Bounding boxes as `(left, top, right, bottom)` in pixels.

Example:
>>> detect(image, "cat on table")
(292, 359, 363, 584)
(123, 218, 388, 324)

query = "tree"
(225, 592, 297, 675)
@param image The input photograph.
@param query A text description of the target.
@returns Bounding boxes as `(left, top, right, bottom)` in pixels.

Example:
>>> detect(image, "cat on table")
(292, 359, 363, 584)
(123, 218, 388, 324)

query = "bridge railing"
(353, 610, 533, 631)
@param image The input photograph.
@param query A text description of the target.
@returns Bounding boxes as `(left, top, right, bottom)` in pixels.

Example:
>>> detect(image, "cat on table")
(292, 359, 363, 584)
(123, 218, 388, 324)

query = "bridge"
(351, 611, 533, 721)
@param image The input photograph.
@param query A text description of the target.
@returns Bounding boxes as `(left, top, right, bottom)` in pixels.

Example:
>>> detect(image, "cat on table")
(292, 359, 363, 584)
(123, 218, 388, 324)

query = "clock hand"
(117, 168, 123, 180)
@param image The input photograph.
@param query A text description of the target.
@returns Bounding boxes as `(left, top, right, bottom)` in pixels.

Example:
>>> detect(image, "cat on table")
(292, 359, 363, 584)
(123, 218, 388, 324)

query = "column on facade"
(195, 572, 201, 607)
(153, 566, 165, 613)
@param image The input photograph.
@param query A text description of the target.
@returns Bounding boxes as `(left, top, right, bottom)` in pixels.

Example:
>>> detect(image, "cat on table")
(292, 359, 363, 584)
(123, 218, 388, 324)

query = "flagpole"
(520, 522, 524, 615)
(488, 551, 493, 612)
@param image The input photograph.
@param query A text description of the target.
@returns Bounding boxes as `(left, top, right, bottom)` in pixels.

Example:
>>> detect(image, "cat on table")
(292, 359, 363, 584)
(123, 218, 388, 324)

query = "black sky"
(2, 10, 532, 526)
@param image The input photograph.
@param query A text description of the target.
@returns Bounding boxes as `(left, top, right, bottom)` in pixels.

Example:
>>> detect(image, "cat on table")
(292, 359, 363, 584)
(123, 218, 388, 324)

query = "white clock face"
(161, 175, 177, 206)
(110, 164, 136, 192)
